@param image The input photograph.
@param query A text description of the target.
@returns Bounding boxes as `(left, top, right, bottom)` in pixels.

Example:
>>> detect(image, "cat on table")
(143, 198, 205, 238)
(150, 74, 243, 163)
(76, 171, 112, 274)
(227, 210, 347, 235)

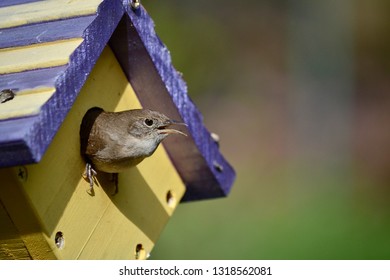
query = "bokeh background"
(142, 0, 390, 259)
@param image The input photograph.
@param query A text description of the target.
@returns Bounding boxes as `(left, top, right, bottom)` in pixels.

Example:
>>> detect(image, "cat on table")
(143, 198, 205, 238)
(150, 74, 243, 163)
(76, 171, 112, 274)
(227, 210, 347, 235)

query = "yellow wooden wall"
(0, 47, 186, 259)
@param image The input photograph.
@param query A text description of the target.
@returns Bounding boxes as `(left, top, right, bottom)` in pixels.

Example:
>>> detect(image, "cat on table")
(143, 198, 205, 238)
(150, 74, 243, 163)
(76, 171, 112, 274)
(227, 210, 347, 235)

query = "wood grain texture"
(0, 47, 185, 259)
(0, 65, 66, 92)
(0, 38, 83, 74)
(0, 0, 103, 29)
(0, 201, 31, 260)
(0, 0, 39, 9)
(0, 15, 95, 49)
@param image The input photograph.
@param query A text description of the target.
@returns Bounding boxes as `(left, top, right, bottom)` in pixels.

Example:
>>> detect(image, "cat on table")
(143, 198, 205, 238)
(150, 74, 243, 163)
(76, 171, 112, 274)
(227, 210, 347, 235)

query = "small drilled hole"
(16, 166, 28, 182)
(55, 231, 65, 249)
(213, 161, 224, 172)
(135, 243, 146, 260)
(166, 190, 176, 208)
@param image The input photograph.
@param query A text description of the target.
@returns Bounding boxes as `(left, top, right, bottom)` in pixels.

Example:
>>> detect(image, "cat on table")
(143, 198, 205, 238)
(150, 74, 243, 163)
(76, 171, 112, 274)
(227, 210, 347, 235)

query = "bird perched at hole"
(80, 107, 187, 189)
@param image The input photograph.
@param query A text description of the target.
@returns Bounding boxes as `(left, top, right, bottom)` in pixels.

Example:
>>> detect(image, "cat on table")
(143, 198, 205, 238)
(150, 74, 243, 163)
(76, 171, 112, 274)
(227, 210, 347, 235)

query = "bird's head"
(126, 109, 187, 144)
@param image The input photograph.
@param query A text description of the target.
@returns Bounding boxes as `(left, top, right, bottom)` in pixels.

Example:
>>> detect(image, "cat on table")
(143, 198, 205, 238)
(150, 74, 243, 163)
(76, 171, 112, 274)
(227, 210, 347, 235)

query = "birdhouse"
(0, 0, 235, 259)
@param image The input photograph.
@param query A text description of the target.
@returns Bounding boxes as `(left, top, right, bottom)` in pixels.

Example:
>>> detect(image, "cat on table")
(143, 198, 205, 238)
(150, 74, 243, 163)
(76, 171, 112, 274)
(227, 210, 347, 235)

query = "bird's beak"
(158, 121, 187, 137)
(159, 128, 187, 136)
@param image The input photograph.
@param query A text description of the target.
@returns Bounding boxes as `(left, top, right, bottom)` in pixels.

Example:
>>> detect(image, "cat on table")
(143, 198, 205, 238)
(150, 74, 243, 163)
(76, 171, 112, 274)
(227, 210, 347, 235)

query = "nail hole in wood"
(17, 166, 28, 182)
(213, 161, 224, 172)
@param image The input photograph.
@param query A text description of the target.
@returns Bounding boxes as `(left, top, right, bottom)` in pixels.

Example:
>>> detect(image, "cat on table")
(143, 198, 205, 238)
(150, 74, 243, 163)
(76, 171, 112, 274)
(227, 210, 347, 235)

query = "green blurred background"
(142, 0, 390, 259)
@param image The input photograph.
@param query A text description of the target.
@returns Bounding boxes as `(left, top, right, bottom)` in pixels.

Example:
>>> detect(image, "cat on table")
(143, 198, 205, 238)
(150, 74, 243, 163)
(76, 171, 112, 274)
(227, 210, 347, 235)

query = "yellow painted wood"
(0, 201, 31, 260)
(77, 196, 156, 259)
(78, 161, 182, 259)
(0, 169, 57, 260)
(0, 38, 83, 75)
(0, 88, 55, 120)
(0, 46, 186, 259)
(138, 147, 184, 214)
(0, 0, 103, 29)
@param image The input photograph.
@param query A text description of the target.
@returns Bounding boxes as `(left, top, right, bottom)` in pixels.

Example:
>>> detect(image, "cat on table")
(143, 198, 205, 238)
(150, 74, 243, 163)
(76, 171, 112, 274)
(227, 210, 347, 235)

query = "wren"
(80, 107, 186, 189)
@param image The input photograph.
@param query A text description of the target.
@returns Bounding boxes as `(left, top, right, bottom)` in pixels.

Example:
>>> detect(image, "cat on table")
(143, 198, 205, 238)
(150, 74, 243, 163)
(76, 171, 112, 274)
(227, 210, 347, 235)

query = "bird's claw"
(111, 173, 119, 195)
(83, 163, 97, 188)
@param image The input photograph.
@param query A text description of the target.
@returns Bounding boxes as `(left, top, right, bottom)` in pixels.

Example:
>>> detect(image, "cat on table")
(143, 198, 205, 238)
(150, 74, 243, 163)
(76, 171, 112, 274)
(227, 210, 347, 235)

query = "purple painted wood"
(0, 0, 40, 8)
(0, 66, 66, 91)
(0, 0, 123, 166)
(0, 15, 96, 49)
(0, 115, 39, 165)
(109, 3, 236, 201)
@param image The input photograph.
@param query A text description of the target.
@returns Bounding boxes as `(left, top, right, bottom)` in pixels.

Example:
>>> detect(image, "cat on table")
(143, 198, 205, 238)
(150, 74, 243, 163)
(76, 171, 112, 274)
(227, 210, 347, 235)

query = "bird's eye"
(144, 119, 154, 126)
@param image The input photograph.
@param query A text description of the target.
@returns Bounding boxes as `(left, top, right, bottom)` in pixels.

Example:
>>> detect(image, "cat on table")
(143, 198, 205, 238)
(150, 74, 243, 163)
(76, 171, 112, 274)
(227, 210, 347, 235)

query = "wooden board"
(0, 0, 103, 29)
(0, 38, 83, 74)
(0, 87, 55, 120)
(0, 15, 95, 49)
(0, 201, 31, 260)
(0, 47, 186, 259)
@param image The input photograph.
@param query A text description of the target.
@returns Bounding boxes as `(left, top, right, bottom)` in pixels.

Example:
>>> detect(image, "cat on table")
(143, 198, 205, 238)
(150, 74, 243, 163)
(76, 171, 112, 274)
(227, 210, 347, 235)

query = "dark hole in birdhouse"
(55, 231, 65, 249)
(166, 190, 176, 208)
(135, 243, 145, 260)
(80, 107, 104, 158)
